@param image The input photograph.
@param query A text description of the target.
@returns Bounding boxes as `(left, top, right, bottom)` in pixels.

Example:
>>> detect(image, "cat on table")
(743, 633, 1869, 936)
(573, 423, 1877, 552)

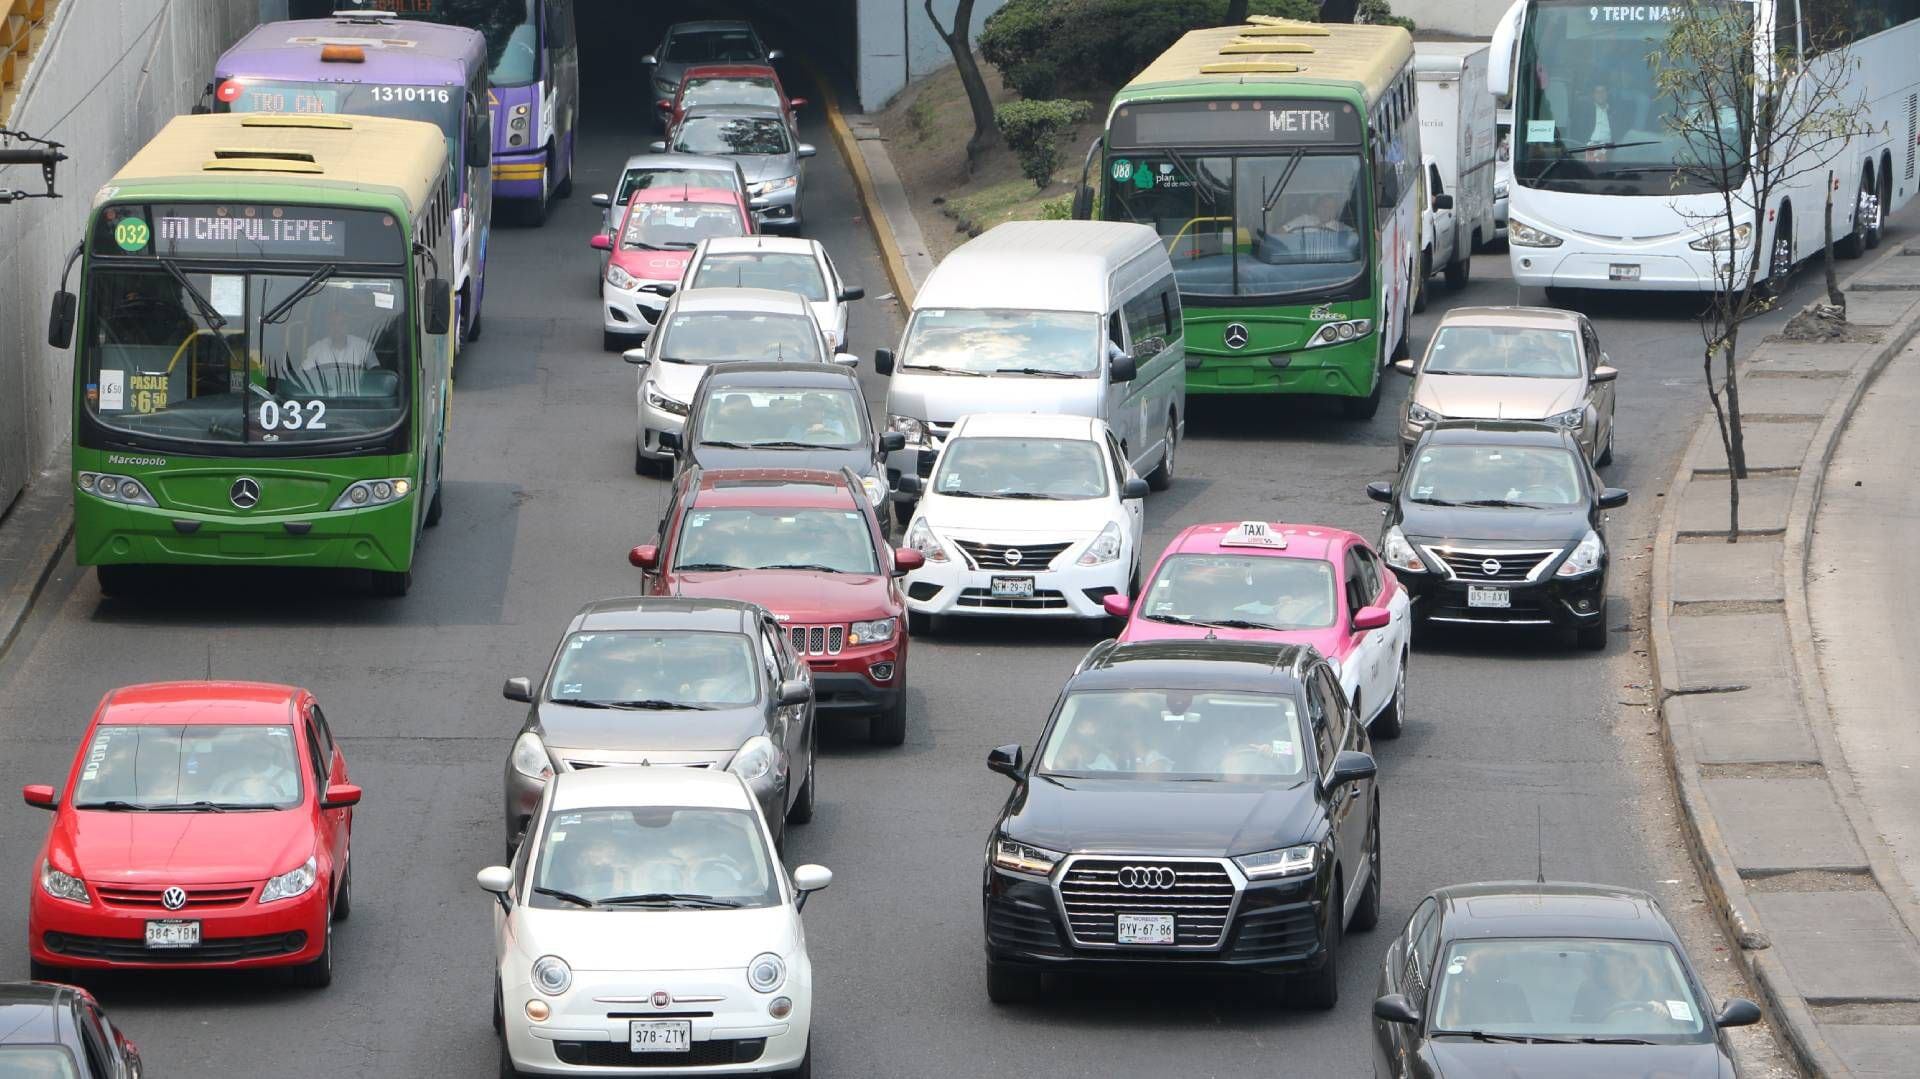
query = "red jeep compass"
(631, 467, 921, 745)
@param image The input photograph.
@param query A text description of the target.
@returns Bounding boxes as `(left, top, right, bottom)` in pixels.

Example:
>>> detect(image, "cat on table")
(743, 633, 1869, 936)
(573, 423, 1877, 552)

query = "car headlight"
(1509, 219, 1564, 248)
(77, 472, 158, 508)
(1304, 318, 1373, 349)
(654, 78, 677, 95)
(1556, 529, 1605, 577)
(330, 477, 412, 511)
(903, 516, 949, 563)
(1234, 843, 1317, 880)
(860, 474, 886, 507)
(886, 414, 926, 446)
(728, 735, 777, 785)
(747, 952, 786, 993)
(750, 175, 797, 197)
(1690, 222, 1753, 251)
(1406, 402, 1440, 426)
(259, 855, 318, 903)
(606, 263, 638, 290)
(510, 730, 553, 782)
(1380, 525, 1426, 574)
(1076, 520, 1124, 566)
(532, 955, 572, 996)
(1493, 180, 1509, 199)
(849, 617, 896, 644)
(1544, 406, 1585, 430)
(645, 385, 688, 416)
(991, 837, 1062, 878)
(40, 861, 89, 904)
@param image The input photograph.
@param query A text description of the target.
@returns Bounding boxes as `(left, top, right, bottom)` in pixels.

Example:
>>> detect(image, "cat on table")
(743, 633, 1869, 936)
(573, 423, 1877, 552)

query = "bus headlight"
(1304, 319, 1372, 349)
(1508, 219, 1564, 248)
(1689, 222, 1753, 251)
(78, 472, 157, 508)
(331, 478, 412, 511)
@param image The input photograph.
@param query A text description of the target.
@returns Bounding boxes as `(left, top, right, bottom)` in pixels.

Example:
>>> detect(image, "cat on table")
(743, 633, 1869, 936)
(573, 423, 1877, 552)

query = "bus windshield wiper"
(262, 264, 336, 326)
(599, 892, 744, 909)
(159, 258, 229, 332)
(1531, 140, 1663, 183)
(1430, 1029, 1571, 1044)
(533, 886, 597, 908)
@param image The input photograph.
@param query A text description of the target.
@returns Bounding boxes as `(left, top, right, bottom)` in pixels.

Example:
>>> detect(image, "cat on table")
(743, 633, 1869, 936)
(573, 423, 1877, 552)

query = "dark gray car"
(500, 597, 816, 853)
(642, 21, 781, 118)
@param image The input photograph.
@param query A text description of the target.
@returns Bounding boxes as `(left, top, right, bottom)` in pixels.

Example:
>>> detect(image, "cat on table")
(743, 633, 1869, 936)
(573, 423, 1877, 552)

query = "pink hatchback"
(1106, 521, 1413, 738)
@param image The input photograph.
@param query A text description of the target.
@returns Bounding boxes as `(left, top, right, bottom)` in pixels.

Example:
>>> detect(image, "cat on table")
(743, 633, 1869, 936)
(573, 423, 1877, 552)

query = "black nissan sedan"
(1371, 882, 1761, 1078)
(981, 640, 1381, 1009)
(0, 980, 142, 1077)
(1367, 420, 1627, 649)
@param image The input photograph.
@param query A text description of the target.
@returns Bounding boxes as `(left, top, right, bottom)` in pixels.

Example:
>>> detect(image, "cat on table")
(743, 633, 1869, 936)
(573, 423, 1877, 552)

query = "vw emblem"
(1223, 323, 1251, 350)
(160, 886, 188, 911)
(1003, 548, 1023, 567)
(1481, 558, 1502, 576)
(229, 476, 261, 509)
(1117, 865, 1177, 890)
(650, 991, 672, 1009)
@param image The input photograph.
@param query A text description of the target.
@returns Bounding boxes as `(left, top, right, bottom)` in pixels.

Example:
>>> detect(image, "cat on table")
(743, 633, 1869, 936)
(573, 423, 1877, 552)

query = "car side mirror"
(796, 144, 817, 159)
(1591, 365, 1618, 382)
(476, 864, 513, 911)
(1326, 750, 1378, 790)
(629, 544, 660, 570)
(749, 195, 773, 210)
(1102, 594, 1132, 619)
(424, 278, 453, 336)
(649, 140, 668, 154)
(838, 285, 864, 302)
(766, 48, 786, 61)
(589, 233, 612, 251)
(1107, 343, 1137, 382)
(47, 291, 76, 350)
(1373, 993, 1422, 1025)
(789, 97, 809, 109)
(1714, 998, 1762, 1028)
(1352, 605, 1390, 631)
(639, 282, 678, 298)
(791, 863, 830, 909)
(1391, 358, 1416, 376)
(1433, 192, 1454, 211)
(832, 352, 860, 368)
(591, 193, 610, 208)
(893, 547, 924, 575)
(776, 678, 811, 707)
(894, 474, 922, 496)
(873, 347, 895, 375)
(987, 744, 1025, 779)
(623, 348, 651, 366)
(654, 101, 672, 115)
(502, 676, 533, 703)
(1599, 487, 1629, 509)
(22, 784, 56, 809)
(321, 783, 363, 810)
(1121, 477, 1150, 500)
(640, 53, 658, 65)
(658, 430, 680, 453)
(881, 431, 907, 452)
(1366, 481, 1394, 503)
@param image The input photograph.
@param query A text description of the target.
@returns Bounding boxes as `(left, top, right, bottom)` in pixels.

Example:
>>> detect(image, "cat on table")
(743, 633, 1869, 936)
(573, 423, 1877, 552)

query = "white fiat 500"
(896, 412, 1148, 631)
(481, 767, 829, 1078)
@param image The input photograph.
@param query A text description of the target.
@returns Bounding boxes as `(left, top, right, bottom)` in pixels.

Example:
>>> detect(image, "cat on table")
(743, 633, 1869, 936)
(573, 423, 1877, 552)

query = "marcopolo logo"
(107, 453, 166, 467)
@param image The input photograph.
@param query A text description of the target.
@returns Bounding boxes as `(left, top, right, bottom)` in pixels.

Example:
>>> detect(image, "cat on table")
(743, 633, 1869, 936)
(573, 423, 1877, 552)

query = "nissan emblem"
(1481, 558, 1502, 576)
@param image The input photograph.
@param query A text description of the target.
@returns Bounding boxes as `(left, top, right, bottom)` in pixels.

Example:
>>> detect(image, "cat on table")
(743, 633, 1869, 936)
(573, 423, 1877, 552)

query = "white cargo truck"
(1414, 42, 1498, 292)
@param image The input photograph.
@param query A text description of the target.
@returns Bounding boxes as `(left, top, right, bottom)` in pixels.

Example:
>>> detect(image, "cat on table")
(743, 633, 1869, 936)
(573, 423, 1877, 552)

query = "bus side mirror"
(48, 291, 76, 350)
(424, 279, 453, 336)
(1071, 185, 1093, 221)
(873, 347, 895, 375)
(467, 123, 491, 166)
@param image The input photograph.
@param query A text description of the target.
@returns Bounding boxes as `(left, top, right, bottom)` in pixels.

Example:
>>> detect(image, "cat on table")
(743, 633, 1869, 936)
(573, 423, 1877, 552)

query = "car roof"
(625, 186, 741, 208)
(569, 596, 761, 634)
(698, 235, 820, 256)
(1431, 881, 1679, 944)
(0, 982, 75, 1046)
(1433, 306, 1583, 332)
(951, 412, 1098, 440)
(684, 104, 787, 122)
(99, 681, 300, 726)
(1072, 640, 1317, 692)
(670, 287, 810, 316)
(1420, 419, 1581, 448)
(682, 63, 777, 80)
(699, 362, 859, 389)
(619, 153, 738, 173)
(690, 468, 860, 510)
(667, 19, 756, 35)
(1164, 521, 1358, 562)
(549, 765, 755, 812)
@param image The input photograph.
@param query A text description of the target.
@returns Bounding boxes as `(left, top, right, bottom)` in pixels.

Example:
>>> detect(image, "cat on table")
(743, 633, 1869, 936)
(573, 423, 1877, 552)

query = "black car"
(0, 981, 141, 1077)
(1371, 881, 1762, 1078)
(667, 361, 904, 527)
(981, 640, 1381, 1008)
(1366, 420, 1627, 649)
(501, 597, 815, 853)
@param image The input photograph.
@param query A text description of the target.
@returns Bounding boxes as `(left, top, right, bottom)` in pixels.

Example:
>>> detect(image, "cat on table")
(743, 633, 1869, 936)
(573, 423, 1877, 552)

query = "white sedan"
(680, 235, 865, 351)
(481, 767, 830, 1078)
(895, 412, 1148, 630)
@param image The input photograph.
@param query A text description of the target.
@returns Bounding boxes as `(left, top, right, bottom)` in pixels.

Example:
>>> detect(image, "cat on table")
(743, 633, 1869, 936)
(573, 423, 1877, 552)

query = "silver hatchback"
(655, 105, 815, 232)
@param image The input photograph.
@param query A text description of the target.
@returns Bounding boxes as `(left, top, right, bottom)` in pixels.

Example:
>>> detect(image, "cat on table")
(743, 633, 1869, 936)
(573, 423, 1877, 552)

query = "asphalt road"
(0, 38, 1866, 1078)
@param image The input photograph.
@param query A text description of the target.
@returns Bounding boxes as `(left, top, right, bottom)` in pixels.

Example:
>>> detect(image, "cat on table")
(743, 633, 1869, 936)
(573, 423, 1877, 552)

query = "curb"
(793, 55, 920, 309)
(1648, 243, 1920, 1078)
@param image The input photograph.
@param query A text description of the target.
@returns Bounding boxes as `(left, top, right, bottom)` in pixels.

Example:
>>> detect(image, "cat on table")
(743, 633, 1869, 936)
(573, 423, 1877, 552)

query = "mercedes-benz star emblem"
(1117, 865, 1177, 890)
(650, 991, 672, 1009)
(1003, 548, 1023, 567)
(1223, 323, 1251, 350)
(161, 886, 188, 911)
(229, 476, 261, 509)
(1481, 558, 1503, 576)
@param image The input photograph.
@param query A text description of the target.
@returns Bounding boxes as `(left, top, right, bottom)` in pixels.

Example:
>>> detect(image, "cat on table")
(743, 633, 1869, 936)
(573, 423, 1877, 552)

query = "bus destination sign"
(1110, 100, 1361, 149)
(92, 205, 404, 262)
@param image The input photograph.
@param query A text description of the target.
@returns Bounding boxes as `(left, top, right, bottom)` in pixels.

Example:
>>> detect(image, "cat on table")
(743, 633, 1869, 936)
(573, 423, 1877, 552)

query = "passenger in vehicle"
(1436, 947, 1535, 1028)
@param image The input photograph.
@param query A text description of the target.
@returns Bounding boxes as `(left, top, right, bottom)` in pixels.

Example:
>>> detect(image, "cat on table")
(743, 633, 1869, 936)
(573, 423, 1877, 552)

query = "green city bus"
(1076, 18, 1422, 418)
(50, 112, 456, 596)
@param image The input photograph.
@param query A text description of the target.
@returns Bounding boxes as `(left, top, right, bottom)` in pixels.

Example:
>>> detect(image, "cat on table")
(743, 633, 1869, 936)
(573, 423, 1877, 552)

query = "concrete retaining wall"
(856, 0, 1007, 113)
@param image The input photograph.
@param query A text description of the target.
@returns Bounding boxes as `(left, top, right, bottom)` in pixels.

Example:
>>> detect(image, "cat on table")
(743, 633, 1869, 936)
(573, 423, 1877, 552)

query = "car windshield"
(676, 506, 878, 573)
(1038, 689, 1306, 782)
(0, 1047, 80, 1079)
(658, 311, 821, 364)
(683, 76, 782, 113)
(1405, 444, 1585, 508)
(900, 308, 1097, 376)
(1424, 326, 1583, 378)
(1141, 554, 1337, 630)
(675, 116, 790, 157)
(698, 387, 865, 449)
(1430, 937, 1712, 1044)
(621, 201, 746, 251)
(71, 724, 302, 810)
(548, 631, 758, 708)
(615, 167, 742, 207)
(530, 805, 779, 909)
(932, 437, 1108, 500)
(690, 252, 827, 301)
(663, 29, 763, 64)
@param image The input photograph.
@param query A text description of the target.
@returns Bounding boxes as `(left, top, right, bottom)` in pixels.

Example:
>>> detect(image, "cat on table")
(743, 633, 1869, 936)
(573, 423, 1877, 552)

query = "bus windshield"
(1106, 151, 1368, 299)
(1514, 0, 1752, 194)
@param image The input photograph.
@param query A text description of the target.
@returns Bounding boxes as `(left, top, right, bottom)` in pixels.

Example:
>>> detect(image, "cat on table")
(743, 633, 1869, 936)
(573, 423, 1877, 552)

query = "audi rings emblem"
(1117, 865, 1177, 890)
(1481, 558, 1502, 576)
(1003, 548, 1023, 567)
(161, 886, 188, 911)
(650, 991, 672, 1009)
(229, 476, 261, 509)
(1223, 323, 1251, 350)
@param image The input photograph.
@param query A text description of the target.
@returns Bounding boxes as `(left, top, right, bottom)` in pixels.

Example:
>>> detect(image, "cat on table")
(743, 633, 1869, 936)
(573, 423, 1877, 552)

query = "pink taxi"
(1104, 521, 1413, 738)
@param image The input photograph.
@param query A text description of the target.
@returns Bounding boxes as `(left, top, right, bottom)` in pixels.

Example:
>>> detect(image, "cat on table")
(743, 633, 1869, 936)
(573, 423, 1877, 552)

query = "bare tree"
(925, 0, 999, 171)
(1649, 1, 1864, 540)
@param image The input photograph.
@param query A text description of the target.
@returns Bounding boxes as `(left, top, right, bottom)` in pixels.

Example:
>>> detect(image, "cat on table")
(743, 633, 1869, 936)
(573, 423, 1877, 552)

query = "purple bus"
(335, 0, 580, 224)
(213, 12, 495, 343)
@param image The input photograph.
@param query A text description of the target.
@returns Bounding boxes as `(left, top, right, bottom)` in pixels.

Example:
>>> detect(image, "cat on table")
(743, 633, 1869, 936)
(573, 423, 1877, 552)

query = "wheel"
(1838, 180, 1868, 259)
(521, 194, 548, 227)
(1869, 166, 1890, 249)
(369, 569, 412, 598)
(786, 732, 816, 825)
(1350, 813, 1382, 932)
(468, 293, 485, 342)
(1292, 889, 1340, 1009)
(332, 858, 352, 921)
(634, 442, 650, 476)
(1146, 413, 1176, 491)
(1595, 425, 1614, 468)
(1444, 251, 1470, 290)
(424, 483, 444, 528)
(906, 610, 934, 636)
(554, 141, 574, 198)
(870, 693, 908, 747)
(1575, 601, 1609, 651)
(1413, 253, 1430, 313)
(986, 962, 1039, 1005)
(288, 917, 333, 988)
(1371, 653, 1406, 740)
(1766, 213, 1794, 293)
(493, 979, 504, 1034)
(29, 959, 66, 983)
(1340, 370, 1382, 420)
(782, 1044, 812, 1079)
(455, 292, 468, 349)
(95, 563, 140, 598)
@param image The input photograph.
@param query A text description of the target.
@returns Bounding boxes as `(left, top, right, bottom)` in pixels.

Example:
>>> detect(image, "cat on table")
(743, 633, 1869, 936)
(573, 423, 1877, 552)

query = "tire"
(1766, 213, 1794, 294)
(493, 979, 504, 1035)
(369, 569, 412, 598)
(1576, 601, 1609, 651)
(786, 732, 816, 825)
(635, 442, 650, 476)
(455, 292, 468, 349)
(1350, 813, 1383, 932)
(424, 483, 444, 528)
(95, 564, 139, 598)
(1340, 369, 1382, 420)
(554, 140, 574, 198)
(332, 858, 352, 921)
(1146, 413, 1177, 491)
(1444, 250, 1470, 290)
(1595, 425, 1614, 468)
(1838, 179, 1868, 259)
(870, 693, 908, 747)
(1413, 253, 1430, 313)
(468, 294, 485, 342)
(1292, 889, 1340, 1010)
(1371, 653, 1406, 740)
(29, 959, 66, 983)
(986, 962, 1039, 1005)
(906, 610, 934, 637)
(289, 917, 333, 988)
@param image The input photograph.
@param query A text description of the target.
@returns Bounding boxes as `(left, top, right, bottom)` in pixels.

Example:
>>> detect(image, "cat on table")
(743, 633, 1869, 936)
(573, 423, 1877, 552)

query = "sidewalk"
(0, 453, 72, 658)
(1650, 246, 1920, 1077)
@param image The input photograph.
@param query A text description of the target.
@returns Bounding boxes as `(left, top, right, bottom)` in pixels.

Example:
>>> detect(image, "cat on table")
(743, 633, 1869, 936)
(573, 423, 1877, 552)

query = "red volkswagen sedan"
(23, 682, 360, 987)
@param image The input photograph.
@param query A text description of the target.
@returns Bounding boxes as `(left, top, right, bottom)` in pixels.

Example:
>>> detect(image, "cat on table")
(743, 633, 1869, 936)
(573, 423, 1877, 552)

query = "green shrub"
(995, 98, 1094, 190)
(1039, 194, 1074, 219)
(1359, 0, 1415, 30)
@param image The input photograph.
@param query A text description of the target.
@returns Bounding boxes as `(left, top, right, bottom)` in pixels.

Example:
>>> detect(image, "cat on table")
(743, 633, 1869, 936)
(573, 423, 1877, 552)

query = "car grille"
(553, 1038, 765, 1067)
(45, 931, 306, 963)
(1229, 901, 1321, 961)
(787, 624, 845, 656)
(1426, 546, 1560, 582)
(987, 897, 1065, 955)
(94, 883, 256, 910)
(956, 588, 1070, 610)
(952, 540, 1073, 571)
(1056, 857, 1238, 948)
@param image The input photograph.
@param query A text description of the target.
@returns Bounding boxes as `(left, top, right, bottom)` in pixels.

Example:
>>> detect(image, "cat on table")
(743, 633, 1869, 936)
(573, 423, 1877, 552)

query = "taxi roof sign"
(1221, 521, 1286, 549)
